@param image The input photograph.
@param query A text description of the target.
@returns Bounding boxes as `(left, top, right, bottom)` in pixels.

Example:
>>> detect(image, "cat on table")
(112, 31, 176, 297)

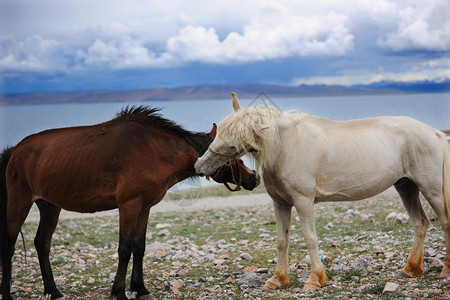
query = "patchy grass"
(8, 189, 450, 299)
(164, 182, 267, 201)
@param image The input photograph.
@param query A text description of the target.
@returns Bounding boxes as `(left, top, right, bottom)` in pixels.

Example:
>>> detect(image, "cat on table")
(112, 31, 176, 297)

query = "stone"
(386, 212, 397, 221)
(158, 229, 170, 236)
(54, 277, 66, 288)
(350, 258, 368, 274)
(424, 248, 436, 257)
(429, 258, 444, 272)
(256, 268, 269, 274)
(213, 258, 227, 265)
(240, 252, 253, 260)
(300, 269, 310, 282)
(373, 246, 385, 256)
(243, 266, 258, 273)
(237, 272, 263, 287)
(170, 279, 184, 293)
(155, 223, 172, 229)
(241, 227, 252, 234)
(305, 255, 311, 264)
(396, 213, 409, 224)
(382, 282, 400, 295)
(146, 242, 171, 257)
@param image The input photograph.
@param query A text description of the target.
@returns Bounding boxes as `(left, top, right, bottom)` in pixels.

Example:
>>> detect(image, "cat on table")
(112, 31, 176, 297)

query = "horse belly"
(31, 164, 119, 212)
(314, 174, 396, 203)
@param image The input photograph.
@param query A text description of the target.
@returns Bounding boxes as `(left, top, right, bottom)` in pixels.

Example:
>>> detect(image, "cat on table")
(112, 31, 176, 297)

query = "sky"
(1, 0, 450, 94)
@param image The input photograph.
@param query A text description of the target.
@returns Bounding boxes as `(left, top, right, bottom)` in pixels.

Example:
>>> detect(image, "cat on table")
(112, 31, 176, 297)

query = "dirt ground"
(24, 187, 399, 223)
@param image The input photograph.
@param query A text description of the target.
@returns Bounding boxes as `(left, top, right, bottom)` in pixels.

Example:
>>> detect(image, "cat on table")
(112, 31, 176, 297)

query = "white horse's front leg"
(294, 196, 329, 291)
(264, 201, 292, 290)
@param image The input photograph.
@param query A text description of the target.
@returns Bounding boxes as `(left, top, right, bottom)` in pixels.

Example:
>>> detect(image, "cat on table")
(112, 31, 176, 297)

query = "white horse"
(195, 92, 450, 291)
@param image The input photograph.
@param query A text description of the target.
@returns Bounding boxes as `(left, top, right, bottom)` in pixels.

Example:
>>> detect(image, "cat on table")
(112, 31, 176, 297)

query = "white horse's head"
(195, 92, 273, 176)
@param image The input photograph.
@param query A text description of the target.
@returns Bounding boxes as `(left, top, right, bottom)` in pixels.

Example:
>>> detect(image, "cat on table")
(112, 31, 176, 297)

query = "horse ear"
(231, 92, 241, 112)
(209, 123, 217, 139)
(255, 124, 269, 131)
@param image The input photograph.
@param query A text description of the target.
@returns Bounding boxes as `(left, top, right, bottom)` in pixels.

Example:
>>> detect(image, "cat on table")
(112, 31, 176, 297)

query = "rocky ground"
(7, 188, 450, 299)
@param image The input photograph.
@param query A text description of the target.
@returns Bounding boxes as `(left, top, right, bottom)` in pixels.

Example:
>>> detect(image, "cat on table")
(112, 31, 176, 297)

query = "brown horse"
(0, 106, 260, 300)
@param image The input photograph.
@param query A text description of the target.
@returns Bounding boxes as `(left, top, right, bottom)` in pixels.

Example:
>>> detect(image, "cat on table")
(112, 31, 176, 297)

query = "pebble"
(373, 245, 385, 256)
(382, 282, 400, 295)
(386, 212, 409, 224)
(54, 278, 65, 288)
(350, 258, 368, 274)
(243, 266, 258, 273)
(12, 193, 448, 299)
(237, 272, 263, 287)
(429, 258, 444, 272)
(158, 229, 171, 236)
(155, 223, 172, 229)
(424, 248, 436, 257)
(169, 279, 184, 293)
(241, 227, 252, 234)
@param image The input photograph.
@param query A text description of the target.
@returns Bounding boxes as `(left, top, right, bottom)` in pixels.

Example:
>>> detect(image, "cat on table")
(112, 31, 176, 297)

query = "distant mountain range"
(1, 80, 449, 105)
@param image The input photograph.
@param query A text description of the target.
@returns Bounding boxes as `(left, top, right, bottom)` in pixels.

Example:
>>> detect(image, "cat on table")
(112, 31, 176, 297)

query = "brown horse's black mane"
(114, 106, 212, 155)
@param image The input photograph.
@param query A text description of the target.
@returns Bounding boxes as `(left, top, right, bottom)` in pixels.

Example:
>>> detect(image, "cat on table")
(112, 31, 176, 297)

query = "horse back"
(7, 121, 194, 212)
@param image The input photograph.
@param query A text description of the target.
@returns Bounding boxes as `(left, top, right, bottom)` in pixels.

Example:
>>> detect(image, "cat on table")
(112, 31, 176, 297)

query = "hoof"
(397, 270, 413, 278)
(44, 293, 64, 299)
(302, 283, 319, 292)
(263, 280, 281, 290)
(440, 265, 450, 278)
(138, 295, 156, 300)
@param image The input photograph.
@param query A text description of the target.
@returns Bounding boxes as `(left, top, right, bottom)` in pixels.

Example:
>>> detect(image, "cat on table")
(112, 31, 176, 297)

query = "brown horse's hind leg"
(34, 199, 63, 299)
(2, 187, 33, 300)
(130, 209, 151, 298)
(395, 179, 429, 278)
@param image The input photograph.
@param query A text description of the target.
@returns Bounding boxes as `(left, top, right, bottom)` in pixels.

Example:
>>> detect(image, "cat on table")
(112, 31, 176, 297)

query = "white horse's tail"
(437, 131, 450, 223)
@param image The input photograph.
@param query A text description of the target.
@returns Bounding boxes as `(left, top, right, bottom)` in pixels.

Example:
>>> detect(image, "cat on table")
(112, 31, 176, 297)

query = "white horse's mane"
(219, 105, 305, 170)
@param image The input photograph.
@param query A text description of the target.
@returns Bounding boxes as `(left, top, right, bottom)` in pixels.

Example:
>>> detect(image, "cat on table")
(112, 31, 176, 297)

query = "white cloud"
(1, 0, 449, 83)
(0, 34, 62, 72)
(292, 58, 450, 86)
(165, 11, 354, 64)
(377, 0, 450, 51)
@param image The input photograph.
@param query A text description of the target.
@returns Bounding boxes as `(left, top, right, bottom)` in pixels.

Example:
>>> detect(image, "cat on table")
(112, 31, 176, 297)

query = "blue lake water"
(1, 93, 449, 192)
(1, 92, 449, 150)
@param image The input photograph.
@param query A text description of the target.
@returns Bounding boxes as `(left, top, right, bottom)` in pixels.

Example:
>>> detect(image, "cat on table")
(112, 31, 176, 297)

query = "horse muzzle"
(242, 171, 260, 191)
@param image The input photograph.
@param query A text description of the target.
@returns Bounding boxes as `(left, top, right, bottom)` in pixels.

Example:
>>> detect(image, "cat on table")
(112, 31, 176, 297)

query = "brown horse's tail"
(0, 147, 12, 297)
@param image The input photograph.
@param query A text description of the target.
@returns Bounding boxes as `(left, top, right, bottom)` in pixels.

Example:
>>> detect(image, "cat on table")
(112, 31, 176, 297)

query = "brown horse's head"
(204, 123, 260, 191)
(209, 158, 260, 191)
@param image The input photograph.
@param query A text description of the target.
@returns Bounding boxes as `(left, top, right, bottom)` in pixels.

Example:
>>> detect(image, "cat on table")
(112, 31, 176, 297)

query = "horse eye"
(229, 146, 236, 149)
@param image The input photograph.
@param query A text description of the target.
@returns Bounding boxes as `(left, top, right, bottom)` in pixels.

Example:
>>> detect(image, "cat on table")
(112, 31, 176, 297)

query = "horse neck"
(171, 132, 212, 182)
(252, 113, 286, 173)
(182, 132, 212, 157)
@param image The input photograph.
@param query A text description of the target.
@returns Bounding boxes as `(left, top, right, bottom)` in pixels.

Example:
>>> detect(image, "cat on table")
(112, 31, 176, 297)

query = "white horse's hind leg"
(419, 184, 450, 277)
(395, 179, 429, 277)
(293, 196, 328, 291)
(264, 200, 292, 290)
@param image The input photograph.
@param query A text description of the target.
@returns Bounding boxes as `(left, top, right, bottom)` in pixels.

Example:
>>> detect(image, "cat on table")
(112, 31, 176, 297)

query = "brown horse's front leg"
(130, 209, 151, 298)
(112, 201, 142, 300)
(34, 200, 63, 299)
